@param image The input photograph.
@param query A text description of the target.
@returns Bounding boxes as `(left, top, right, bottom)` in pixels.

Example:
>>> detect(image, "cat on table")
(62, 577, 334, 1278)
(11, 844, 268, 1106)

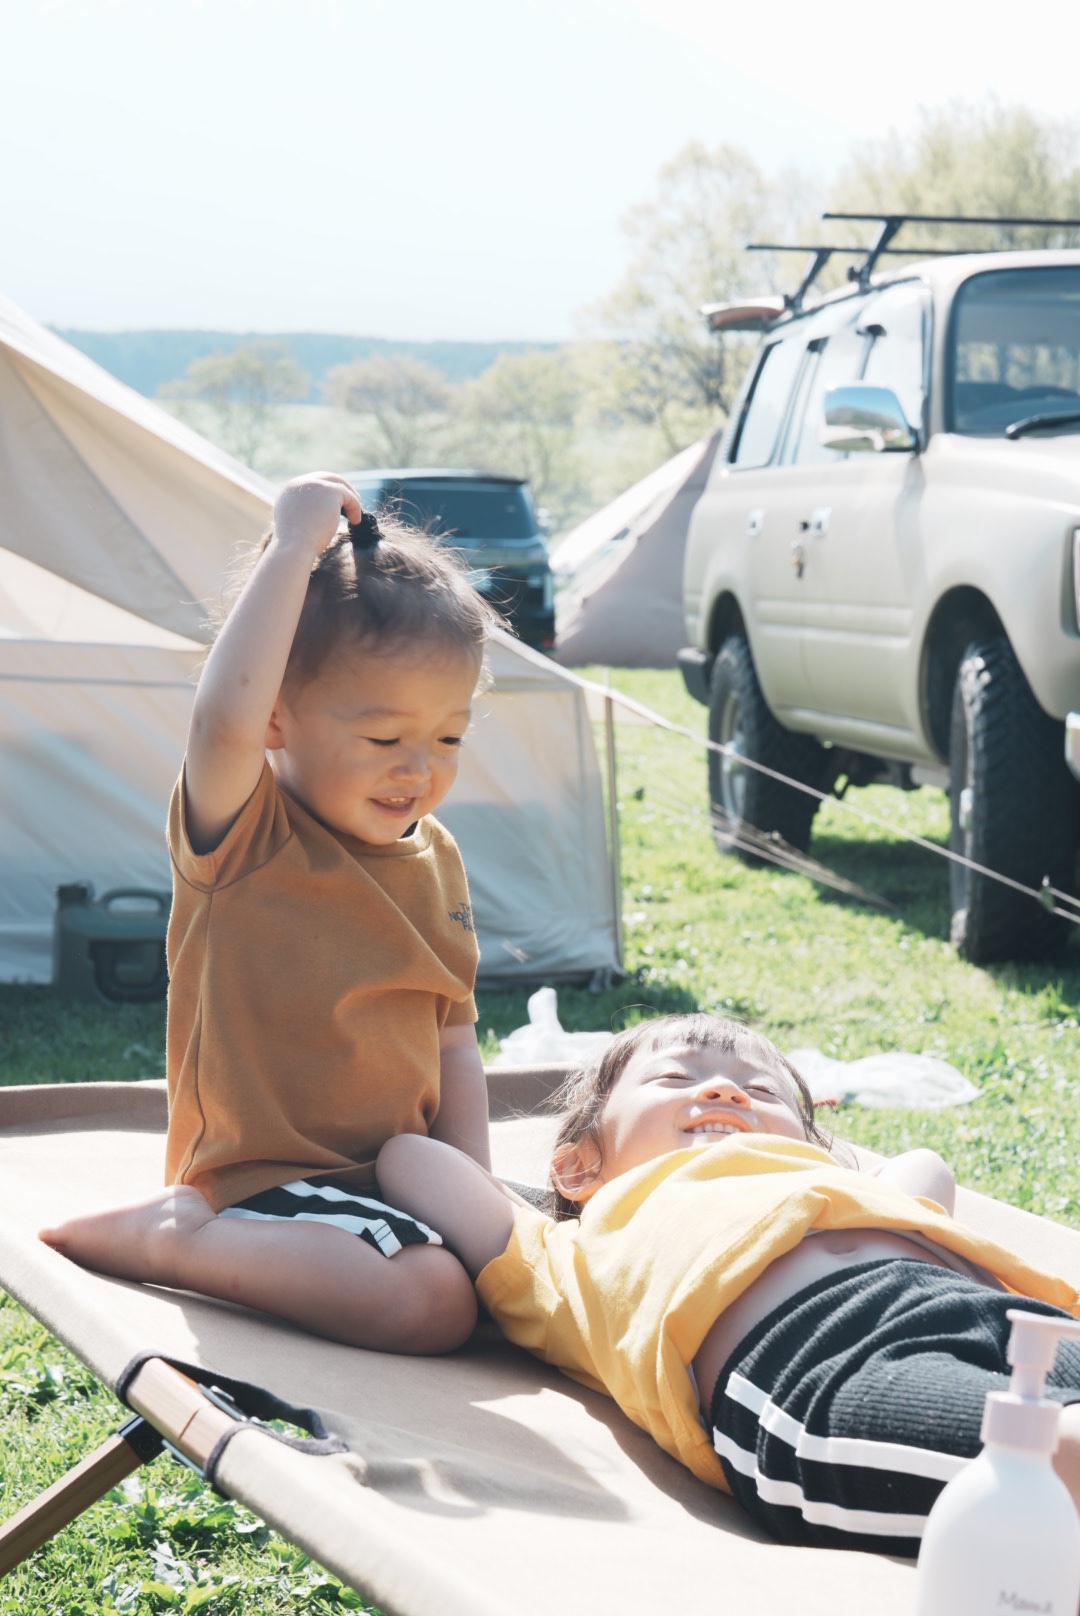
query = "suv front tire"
(708, 636, 824, 858)
(948, 636, 1079, 962)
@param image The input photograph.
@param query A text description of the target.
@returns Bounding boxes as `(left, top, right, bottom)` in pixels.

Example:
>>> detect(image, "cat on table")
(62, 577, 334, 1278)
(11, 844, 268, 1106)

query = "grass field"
(1, 667, 1077, 1611)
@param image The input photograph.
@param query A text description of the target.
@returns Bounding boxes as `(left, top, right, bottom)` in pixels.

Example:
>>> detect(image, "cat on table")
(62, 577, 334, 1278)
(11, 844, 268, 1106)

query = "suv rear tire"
(948, 636, 1078, 962)
(708, 636, 824, 859)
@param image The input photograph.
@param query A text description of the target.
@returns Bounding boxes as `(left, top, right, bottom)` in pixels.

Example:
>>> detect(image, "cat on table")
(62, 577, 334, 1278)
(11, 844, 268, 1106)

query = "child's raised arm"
(185, 473, 362, 853)
(377, 1134, 521, 1278)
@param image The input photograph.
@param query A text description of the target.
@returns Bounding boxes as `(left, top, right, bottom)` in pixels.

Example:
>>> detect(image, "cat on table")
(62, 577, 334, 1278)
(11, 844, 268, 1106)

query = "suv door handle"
(800, 507, 830, 538)
(746, 509, 764, 538)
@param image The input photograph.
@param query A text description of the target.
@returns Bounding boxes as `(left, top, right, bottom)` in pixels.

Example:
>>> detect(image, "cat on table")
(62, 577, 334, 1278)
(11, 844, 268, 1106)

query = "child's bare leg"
(1054, 1405, 1080, 1517)
(40, 1192, 477, 1354)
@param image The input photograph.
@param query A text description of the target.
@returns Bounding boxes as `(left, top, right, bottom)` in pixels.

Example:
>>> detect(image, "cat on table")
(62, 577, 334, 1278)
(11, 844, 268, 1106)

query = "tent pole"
(604, 694, 624, 967)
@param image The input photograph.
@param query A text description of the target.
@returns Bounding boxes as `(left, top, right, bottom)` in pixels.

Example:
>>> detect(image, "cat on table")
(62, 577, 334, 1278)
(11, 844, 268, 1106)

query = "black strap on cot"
(116, 1350, 348, 1492)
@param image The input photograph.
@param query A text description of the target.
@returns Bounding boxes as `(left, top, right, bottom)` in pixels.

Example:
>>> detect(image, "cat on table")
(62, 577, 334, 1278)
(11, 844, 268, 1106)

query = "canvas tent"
(0, 295, 619, 984)
(552, 430, 721, 669)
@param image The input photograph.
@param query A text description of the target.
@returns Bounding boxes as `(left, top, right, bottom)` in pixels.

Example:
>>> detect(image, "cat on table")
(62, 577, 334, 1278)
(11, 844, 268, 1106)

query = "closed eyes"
(363, 735, 465, 748)
(644, 1071, 781, 1097)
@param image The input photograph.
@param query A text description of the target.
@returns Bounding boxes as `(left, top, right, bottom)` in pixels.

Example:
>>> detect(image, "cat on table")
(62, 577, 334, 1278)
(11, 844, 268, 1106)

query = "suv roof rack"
(742, 213, 1080, 312)
(743, 241, 995, 314)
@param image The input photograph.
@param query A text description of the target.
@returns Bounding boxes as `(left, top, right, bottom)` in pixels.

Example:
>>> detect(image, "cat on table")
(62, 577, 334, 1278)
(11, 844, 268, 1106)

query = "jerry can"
(53, 883, 170, 1004)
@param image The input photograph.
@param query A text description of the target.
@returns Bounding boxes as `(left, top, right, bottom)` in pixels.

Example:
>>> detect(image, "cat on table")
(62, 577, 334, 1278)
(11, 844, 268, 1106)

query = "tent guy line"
(578, 674, 1080, 927)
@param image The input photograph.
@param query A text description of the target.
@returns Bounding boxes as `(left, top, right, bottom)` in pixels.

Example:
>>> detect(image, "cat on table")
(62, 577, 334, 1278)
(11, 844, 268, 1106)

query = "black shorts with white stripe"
(219, 1177, 442, 1259)
(710, 1257, 1080, 1557)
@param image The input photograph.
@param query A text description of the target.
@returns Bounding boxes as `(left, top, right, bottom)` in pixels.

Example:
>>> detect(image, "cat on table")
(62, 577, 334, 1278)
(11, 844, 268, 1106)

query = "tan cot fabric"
(478, 1138, 1080, 1489)
(167, 762, 479, 1209)
(2, 1075, 1080, 1616)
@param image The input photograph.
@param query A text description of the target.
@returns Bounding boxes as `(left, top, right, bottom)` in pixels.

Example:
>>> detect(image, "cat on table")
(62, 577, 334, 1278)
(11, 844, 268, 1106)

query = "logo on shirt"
(448, 901, 475, 933)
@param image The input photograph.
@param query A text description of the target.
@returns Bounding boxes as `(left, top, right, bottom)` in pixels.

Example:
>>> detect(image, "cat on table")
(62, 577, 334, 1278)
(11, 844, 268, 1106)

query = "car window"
(382, 481, 538, 539)
(781, 329, 871, 465)
(858, 281, 927, 431)
(731, 337, 806, 468)
(949, 266, 1080, 435)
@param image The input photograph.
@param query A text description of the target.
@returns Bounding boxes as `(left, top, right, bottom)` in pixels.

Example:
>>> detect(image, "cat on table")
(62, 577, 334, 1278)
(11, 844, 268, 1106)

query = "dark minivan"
(347, 468, 555, 651)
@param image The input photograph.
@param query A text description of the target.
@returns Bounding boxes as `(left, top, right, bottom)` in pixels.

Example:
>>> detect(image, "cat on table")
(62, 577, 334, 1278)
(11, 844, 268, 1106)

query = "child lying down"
(377, 1012, 1080, 1556)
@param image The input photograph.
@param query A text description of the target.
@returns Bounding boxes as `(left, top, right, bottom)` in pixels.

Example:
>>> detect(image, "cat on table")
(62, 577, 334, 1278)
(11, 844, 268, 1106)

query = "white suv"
(679, 215, 1080, 963)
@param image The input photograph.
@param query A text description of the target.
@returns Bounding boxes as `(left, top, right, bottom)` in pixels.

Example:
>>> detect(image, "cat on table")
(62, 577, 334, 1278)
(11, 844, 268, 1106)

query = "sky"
(2, 0, 1079, 341)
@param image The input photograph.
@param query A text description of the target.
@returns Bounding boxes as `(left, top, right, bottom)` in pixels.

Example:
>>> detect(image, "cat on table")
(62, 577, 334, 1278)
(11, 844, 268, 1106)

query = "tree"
(455, 348, 587, 526)
(326, 356, 454, 467)
(829, 100, 1080, 251)
(160, 340, 308, 468)
(586, 142, 811, 450)
(585, 108, 1080, 464)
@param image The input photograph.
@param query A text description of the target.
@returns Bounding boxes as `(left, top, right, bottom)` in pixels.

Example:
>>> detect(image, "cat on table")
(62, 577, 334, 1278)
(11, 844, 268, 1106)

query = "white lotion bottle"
(915, 1309, 1080, 1616)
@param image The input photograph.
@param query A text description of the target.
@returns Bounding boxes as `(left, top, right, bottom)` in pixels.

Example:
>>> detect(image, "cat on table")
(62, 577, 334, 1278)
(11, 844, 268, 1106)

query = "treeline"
(53, 329, 550, 403)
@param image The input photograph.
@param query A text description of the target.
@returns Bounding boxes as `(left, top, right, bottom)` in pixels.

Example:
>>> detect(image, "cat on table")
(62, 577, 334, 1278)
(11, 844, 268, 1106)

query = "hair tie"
(347, 509, 381, 552)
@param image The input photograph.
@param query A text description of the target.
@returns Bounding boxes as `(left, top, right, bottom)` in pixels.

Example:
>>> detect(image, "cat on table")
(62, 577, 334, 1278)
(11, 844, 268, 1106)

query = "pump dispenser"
(915, 1309, 1080, 1616)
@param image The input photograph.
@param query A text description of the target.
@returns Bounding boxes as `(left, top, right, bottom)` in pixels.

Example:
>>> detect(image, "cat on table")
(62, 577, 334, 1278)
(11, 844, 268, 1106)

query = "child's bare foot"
(39, 1186, 216, 1288)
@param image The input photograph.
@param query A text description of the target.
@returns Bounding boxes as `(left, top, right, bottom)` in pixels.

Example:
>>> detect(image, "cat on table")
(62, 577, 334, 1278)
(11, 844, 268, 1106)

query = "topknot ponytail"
(219, 500, 502, 689)
(347, 508, 382, 552)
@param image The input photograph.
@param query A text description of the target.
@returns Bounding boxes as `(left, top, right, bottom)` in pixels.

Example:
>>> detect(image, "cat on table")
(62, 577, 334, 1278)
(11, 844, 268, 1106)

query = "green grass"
(1, 666, 1078, 1605)
(0, 1296, 371, 1615)
(479, 669, 1080, 1220)
(0, 992, 166, 1087)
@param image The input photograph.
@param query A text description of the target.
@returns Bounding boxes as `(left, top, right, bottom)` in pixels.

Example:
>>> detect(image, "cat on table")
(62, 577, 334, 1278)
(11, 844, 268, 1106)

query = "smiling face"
(552, 1032, 810, 1206)
(266, 641, 480, 845)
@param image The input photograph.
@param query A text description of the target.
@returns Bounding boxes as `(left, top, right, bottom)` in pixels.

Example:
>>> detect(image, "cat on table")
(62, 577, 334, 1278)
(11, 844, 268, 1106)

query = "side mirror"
(820, 384, 918, 453)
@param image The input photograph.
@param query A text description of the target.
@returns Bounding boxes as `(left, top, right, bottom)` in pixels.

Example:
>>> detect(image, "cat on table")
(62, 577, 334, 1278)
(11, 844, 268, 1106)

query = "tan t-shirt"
(165, 761, 479, 1211)
(477, 1137, 1080, 1492)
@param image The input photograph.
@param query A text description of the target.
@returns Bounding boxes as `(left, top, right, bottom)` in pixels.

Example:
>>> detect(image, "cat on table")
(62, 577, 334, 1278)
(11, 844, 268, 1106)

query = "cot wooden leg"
(0, 1414, 163, 1576)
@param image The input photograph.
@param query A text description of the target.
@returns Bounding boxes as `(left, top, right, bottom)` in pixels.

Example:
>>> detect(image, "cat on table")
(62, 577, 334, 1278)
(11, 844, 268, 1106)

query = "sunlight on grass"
(477, 667, 1080, 1226)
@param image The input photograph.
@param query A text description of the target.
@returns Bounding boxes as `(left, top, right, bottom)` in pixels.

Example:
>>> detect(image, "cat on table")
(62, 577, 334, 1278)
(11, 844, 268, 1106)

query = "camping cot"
(2, 1072, 1079, 1614)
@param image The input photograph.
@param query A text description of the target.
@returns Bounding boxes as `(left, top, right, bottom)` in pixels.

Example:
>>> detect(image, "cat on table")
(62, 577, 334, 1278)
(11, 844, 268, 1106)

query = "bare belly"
(692, 1229, 962, 1421)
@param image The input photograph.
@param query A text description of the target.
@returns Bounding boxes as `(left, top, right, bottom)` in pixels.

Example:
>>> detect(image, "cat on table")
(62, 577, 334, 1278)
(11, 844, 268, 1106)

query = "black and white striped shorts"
(710, 1258, 1080, 1557)
(219, 1177, 442, 1259)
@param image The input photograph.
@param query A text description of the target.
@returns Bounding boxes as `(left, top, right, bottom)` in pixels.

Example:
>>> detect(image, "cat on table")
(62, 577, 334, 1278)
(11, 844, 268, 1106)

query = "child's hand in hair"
(272, 472, 363, 559)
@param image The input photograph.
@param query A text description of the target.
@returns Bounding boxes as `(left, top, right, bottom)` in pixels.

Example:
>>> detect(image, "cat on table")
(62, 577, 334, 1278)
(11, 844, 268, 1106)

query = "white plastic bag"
(493, 989, 981, 1110)
(491, 986, 614, 1067)
(789, 1048, 980, 1110)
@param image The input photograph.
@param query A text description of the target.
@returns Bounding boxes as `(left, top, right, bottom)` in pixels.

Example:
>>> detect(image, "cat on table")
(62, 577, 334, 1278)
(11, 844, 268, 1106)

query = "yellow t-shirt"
(476, 1137, 1080, 1491)
(165, 761, 478, 1210)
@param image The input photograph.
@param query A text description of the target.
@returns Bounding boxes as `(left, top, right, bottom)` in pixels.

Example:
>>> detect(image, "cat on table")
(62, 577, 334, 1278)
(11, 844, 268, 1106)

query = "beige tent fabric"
(553, 431, 722, 669)
(0, 295, 619, 984)
(3, 1078, 1079, 1616)
(0, 295, 272, 640)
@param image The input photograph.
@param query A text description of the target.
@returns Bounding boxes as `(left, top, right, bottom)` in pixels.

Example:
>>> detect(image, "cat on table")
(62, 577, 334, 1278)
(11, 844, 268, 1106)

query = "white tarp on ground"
(552, 431, 721, 669)
(0, 295, 619, 985)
